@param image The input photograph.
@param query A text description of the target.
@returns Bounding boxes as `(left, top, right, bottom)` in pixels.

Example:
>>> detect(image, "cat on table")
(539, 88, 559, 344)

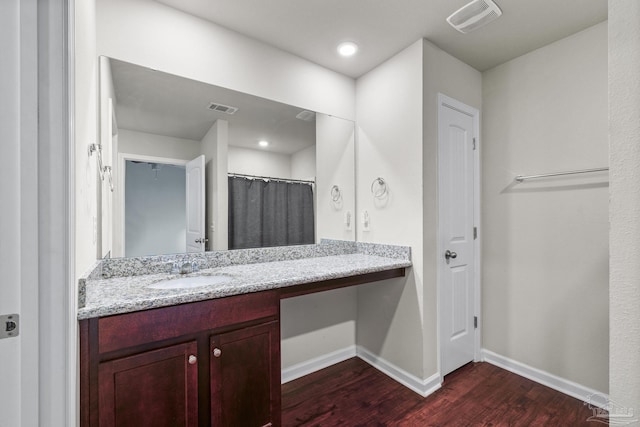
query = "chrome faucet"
(179, 261, 200, 274)
(180, 262, 192, 274)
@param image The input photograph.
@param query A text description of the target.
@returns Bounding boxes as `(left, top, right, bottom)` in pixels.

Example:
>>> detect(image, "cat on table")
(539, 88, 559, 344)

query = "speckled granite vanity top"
(77, 240, 411, 320)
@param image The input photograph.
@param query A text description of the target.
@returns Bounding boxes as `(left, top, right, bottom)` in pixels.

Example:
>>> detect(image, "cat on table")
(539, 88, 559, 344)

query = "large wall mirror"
(97, 57, 355, 258)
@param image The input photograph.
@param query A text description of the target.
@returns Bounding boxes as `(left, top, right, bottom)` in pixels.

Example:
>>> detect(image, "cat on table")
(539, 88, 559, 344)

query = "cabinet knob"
(212, 348, 222, 358)
(188, 355, 197, 365)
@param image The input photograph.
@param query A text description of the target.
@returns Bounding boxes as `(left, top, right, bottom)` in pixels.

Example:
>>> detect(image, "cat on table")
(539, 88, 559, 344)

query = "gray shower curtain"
(228, 176, 315, 249)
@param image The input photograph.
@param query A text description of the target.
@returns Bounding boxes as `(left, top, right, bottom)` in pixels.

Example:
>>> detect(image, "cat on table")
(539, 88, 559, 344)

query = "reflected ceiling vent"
(447, 0, 502, 34)
(295, 110, 316, 122)
(207, 102, 238, 115)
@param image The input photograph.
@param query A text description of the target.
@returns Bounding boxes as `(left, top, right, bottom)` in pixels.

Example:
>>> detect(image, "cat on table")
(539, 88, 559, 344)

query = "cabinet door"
(210, 321, 280, 427)
(98, 341, 199, 427)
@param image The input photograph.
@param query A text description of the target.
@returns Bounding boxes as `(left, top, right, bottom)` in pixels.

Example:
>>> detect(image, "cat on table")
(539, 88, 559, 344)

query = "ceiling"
(155, 0, 607, 78)
(110, 58, 316, 155)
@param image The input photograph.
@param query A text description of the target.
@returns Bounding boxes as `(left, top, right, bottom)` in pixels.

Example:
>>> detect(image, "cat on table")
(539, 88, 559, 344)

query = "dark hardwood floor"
(282, 358, 602, 426)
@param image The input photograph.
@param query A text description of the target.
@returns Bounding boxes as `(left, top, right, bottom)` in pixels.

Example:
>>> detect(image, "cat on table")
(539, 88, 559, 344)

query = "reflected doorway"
(124, 160, 186, 257)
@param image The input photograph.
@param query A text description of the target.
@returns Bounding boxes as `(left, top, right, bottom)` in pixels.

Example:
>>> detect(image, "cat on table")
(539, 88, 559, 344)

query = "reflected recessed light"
(258, 140, 269, 147)
(337, 42, 358, 57)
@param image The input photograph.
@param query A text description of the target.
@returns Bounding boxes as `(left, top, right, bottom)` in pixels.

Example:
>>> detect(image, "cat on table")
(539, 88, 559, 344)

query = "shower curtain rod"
(228, 172, 315, 185)
(515, 167, 609, 182)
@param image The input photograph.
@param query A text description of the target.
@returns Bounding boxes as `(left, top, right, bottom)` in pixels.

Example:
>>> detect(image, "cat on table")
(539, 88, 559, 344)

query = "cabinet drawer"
(98, 291, 278, 354)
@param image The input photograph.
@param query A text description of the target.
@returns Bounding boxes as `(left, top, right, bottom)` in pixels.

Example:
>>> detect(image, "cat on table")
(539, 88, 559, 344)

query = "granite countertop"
(78, 252, 411, 320)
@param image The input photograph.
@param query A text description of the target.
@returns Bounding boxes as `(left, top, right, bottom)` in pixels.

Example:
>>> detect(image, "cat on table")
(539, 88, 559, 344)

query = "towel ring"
(371, 177, 388, 199)
(331, 185, 342, 202)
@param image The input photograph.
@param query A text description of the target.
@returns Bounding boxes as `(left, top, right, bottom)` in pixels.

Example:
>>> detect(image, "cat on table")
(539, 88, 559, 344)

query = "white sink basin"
(148, 275, 232, 290)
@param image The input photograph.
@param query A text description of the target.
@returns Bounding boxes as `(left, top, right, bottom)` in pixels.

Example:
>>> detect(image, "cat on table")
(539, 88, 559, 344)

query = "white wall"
(356, 40, 426, 379)
(125, 162, 186, 256)
(280, 288, 358, 374)
(228, 146, 292, 179)
(291, 145, 316, 181)
(315, 114, 355, 243)
(201, 120, 229, 251)
(96, 0, 355, 121)
(118, 128, 202, 160)
(228, 145, 317, 181)
(75, 0, 98, 277)
(609, 0, 640, 415)
(482, 23, 608, 393)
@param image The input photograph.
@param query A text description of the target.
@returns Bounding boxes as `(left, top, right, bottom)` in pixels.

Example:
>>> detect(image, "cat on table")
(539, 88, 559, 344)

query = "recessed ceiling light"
(258, 140, 269, 147)
(337, 42, 358, 57)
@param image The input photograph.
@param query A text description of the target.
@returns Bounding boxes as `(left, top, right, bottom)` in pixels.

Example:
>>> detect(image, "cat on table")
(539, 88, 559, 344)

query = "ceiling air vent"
(207, 102, 238, 115)
(295, 110, 316, 122)
(447, 0, 502, 34)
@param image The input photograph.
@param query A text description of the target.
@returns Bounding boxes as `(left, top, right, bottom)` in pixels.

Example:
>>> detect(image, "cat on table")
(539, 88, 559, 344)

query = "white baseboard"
(282, 346, 606, 408)
(481, 349, 609, 407)
(281, 345, 442, 399)
(281, 346, 357, 384)
(356, 345, 441, 397)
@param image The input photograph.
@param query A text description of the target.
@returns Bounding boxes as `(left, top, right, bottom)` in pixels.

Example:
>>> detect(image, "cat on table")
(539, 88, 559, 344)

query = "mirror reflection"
(97, 57, 355, 258)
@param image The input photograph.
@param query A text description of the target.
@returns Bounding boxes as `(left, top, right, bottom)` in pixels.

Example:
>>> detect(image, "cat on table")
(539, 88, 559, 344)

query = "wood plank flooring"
(282, 358, 602, 426)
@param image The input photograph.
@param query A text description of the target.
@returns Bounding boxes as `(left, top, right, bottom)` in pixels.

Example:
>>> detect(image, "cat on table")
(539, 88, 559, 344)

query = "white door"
(186, 155, 206, 252)
(1, 2, 25, 424)
(438, 94, 478, 377)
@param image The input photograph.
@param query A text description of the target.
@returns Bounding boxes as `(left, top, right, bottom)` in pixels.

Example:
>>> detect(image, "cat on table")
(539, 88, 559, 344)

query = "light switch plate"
(362, 211, 371, 232)
(0, 314, 19, 339)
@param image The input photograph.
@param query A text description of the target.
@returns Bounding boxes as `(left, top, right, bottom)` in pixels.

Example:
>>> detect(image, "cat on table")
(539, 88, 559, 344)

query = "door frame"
(115, 153, 189, 258)
(8, 0, 77, 424)
(436, 93, 481, 381)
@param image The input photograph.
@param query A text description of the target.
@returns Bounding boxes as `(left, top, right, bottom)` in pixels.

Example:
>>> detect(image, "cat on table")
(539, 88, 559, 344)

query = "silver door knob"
(212, 348, 222, 358)
(445, 250, 457, 260)
(188, 355, 197, 365)
(195, 237, 209, 244)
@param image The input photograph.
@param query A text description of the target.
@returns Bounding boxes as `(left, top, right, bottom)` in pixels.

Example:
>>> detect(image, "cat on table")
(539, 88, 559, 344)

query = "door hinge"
(473, 227, 478, 240)
(472, 137, 476, 150)
(474, 316, 478, 329)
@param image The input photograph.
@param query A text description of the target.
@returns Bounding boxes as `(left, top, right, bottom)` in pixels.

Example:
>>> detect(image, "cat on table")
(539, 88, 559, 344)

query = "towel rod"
(515, 167, 609, 183)
(88, 143, 105, 180)
(103, 166, 114, 192)
(228, 172, 315, 185)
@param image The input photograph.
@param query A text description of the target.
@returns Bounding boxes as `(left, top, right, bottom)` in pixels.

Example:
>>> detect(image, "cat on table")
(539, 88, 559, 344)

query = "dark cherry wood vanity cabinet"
(79, 266, 407, 426)
(80, 291, 281, 427)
